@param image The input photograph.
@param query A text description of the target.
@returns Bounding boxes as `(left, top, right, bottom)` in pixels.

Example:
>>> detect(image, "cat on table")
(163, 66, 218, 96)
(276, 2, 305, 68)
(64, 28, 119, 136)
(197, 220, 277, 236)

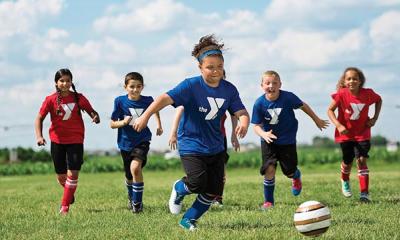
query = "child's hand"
(123, 116, 133, 126)
(156, 127, 163, 136)
(366, 117, 377, 127)
(235, 124, 248, 139)
(261, 130, 277, 143)
(169, 133, 177, 150)
(90, 111, 100, 124)
(37, 137, 47, 146)
(132, 116, 148, 132)
(231, 133, 240, 152)
(337, 124, 349, 135)
(315, 118, 329, 131)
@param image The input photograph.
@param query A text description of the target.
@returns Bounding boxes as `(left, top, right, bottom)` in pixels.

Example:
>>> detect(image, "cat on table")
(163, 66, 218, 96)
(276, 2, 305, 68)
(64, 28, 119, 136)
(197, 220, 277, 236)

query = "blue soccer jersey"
(111, 95, 153, 151)
(251, 90, 303, 145)
(167, 76, 246, 156)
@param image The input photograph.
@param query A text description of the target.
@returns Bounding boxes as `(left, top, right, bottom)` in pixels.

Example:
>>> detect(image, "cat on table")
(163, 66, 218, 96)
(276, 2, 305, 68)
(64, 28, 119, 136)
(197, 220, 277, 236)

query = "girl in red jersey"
(34, 68, 100, 214)
(327, 67, 382, 202)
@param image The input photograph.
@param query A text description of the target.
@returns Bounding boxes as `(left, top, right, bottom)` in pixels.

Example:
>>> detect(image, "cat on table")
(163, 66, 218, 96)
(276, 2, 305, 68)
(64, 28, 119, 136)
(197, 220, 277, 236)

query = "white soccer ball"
(294, 200, 331, 237)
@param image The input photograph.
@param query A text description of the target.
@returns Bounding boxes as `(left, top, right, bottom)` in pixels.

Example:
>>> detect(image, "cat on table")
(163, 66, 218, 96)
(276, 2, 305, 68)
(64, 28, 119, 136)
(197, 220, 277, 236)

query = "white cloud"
(93, 0, 190, 33)
(29, 28, 69, 62)
(0, 0, 63, 38)
(64, 37, 136, 64)
(369, 10, 400, 60)
(269, 29, 362, 67)
(221, 10, 263, 34)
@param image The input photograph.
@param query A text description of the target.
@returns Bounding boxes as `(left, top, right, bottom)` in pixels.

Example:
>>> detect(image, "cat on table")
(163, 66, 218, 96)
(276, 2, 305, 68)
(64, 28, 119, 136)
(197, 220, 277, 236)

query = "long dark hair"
(54, 68, 82, 115)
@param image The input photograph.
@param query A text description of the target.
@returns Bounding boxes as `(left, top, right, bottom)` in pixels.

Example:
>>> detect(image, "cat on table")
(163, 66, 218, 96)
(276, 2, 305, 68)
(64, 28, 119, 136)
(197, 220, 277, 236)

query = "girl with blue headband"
(133, 34, 250, 230)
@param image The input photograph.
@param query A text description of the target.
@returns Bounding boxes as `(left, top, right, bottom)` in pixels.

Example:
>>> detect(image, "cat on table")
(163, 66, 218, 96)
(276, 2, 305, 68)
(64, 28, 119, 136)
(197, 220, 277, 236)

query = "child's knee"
(57, 174, 67, 186)
(186, 175, 207, 193)
(357, 157, 368, 167)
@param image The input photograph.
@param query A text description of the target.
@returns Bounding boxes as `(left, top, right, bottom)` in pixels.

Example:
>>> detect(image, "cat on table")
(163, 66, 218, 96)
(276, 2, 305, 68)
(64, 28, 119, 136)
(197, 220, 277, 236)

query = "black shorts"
(340, 140, 371, 164)
(51, 142, 84, 174)
(120, 141, 150, 180)
(223, 136, 229, 164)
(181, 151, 227, 195)
(260, 141, 298, 177)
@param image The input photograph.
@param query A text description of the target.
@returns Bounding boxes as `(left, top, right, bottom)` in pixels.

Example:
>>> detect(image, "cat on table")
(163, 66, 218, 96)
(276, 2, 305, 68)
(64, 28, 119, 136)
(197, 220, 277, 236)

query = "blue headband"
(197, 49, 222, 62)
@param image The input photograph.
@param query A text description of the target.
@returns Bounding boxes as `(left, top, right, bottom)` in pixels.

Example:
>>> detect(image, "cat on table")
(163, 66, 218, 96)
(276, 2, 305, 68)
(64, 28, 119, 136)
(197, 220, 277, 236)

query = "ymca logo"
(204, 97, 225, 120)
(349, 103, 365, 120)
(61, 103, 75, 120)
(266, 108, 282, 124)
(127, 108, 144, 125)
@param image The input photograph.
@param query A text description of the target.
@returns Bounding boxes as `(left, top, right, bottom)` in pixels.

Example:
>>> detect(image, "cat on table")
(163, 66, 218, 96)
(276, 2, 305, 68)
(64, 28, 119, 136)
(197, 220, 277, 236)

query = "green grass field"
(1, 166, 399, 239)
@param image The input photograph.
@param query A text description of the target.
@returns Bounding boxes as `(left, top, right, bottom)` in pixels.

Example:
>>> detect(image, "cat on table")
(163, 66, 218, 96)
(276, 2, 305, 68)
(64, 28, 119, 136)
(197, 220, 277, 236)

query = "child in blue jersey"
(251, 70, 329, 210)
(110, 72, 163, 213)
(133, 34, 250, 230)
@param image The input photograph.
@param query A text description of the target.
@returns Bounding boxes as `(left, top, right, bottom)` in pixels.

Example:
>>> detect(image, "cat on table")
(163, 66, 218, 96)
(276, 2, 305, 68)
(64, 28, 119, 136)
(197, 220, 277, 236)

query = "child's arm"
(233, 109, 250, 139)
(230, 115, 240, 151)
(327, 99, 348, 134)
(89, 110, 100, 124)
(300, 102, 329, 131)
(366, 98, 382, 127)
(133, 93, 174, 132)
(110, 116, 132, 129)
(253, 124, 277, 143)
(34, 114, 46, 146)
(169, 106, 184, 150)
(154, 111, 163, 136)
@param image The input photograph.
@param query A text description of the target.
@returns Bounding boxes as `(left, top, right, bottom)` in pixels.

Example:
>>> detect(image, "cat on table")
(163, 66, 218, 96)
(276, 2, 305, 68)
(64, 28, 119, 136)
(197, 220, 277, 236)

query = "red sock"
(61, 176, 78, 206)
(358, 165, 369, 193)
(341, 162, 351, 181)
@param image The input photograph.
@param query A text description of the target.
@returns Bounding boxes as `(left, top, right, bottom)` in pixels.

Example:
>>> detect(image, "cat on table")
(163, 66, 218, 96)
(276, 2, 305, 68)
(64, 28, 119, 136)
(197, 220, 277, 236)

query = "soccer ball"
(293, 200, 331, 237)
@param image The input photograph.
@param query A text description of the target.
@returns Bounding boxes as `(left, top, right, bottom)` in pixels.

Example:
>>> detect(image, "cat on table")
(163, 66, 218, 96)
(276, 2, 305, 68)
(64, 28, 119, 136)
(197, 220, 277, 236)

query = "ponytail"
(71, 83, 82, 115)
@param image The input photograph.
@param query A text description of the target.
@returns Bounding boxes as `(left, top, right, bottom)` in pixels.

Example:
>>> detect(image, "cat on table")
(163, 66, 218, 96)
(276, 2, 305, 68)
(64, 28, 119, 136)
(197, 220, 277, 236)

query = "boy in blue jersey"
(110, 72, 163, 213)
(251, 70, 329, 210)
(133, 34, 250, 230)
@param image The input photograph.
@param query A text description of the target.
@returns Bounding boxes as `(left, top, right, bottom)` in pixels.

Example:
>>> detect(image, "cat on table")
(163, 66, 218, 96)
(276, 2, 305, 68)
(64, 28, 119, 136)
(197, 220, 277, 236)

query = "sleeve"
(38, 97, 51, 118)
(227, 85, 246, 114)
(251, 99, 263, 125)
(110, 97, 122, 121)
(166, 79, 191, 107)
(367, 89, 382, 105)
(78, 94, 94, 113)
(331, 90, 341, 103)
(289, 92, 303, 109)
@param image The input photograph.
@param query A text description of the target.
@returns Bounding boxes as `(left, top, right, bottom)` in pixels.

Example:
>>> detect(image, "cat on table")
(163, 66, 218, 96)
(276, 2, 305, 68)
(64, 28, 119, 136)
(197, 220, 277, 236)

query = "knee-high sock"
(183, 194, 213, 221)
(126, 180, 133, 200)
(341, 162, 351, 181)
(357, 165, 369, 193)
(175, 179, 190, 196)
(61, 176, 78, 206)
(132, 182, 144, 204)
(263, 177, 275, 204)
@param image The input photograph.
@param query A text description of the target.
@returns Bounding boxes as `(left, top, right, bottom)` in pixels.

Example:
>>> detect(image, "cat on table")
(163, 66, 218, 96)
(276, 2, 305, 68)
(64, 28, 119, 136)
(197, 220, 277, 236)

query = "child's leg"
(130, 159, 144, 209)
(263, 164, 276, 206)
(57, 174, 67, 187)
(341, 161, 352, 181)
(357, 156, 369, 194)
(339, 142, 356, 197)
(61, 170, 79, 208)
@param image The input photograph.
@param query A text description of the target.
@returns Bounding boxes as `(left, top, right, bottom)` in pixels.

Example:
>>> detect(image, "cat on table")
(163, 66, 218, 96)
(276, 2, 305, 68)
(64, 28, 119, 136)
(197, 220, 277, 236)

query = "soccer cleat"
(59, 205, 69, 215)
(169, 180, 184, 214)
(212, 198, 224, 207)
(260, 201, 274, 211)
(179, 218, 197, 231)
(360, 192, 371, 203)
(291, 175, 302, 196)
(132, 202, 143, 213)
(341, 180, 352, 197)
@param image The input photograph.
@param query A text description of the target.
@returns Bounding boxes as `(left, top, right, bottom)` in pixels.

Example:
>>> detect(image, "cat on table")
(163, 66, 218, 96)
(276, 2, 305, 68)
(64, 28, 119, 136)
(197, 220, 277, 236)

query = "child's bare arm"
(327, 100, 348, 134)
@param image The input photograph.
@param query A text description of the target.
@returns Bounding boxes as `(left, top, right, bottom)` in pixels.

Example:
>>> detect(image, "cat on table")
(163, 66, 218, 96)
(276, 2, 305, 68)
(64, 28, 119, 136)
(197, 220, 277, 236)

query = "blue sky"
(1, 0, 399, 151)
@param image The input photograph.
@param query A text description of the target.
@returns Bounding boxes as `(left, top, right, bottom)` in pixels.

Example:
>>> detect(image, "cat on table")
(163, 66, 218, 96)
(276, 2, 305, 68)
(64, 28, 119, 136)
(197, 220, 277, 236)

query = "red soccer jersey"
(39, 92, 94, 144)
(331, 88, 381, 143)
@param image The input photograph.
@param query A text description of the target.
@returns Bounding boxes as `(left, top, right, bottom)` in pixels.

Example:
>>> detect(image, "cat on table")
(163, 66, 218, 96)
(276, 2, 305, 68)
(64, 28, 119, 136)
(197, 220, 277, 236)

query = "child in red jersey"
(327, 67, 382, 202)
(34, 68, 100, 214)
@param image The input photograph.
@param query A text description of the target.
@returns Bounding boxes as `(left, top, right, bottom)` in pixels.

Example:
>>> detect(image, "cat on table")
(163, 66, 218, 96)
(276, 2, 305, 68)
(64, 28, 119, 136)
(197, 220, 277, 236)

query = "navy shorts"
(340, 140, 371, 164)
(260, 141, 298, 177)
(51, 142, 84, 174)
(180, 151, 227, 195)
(120, 141, 150, 180)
